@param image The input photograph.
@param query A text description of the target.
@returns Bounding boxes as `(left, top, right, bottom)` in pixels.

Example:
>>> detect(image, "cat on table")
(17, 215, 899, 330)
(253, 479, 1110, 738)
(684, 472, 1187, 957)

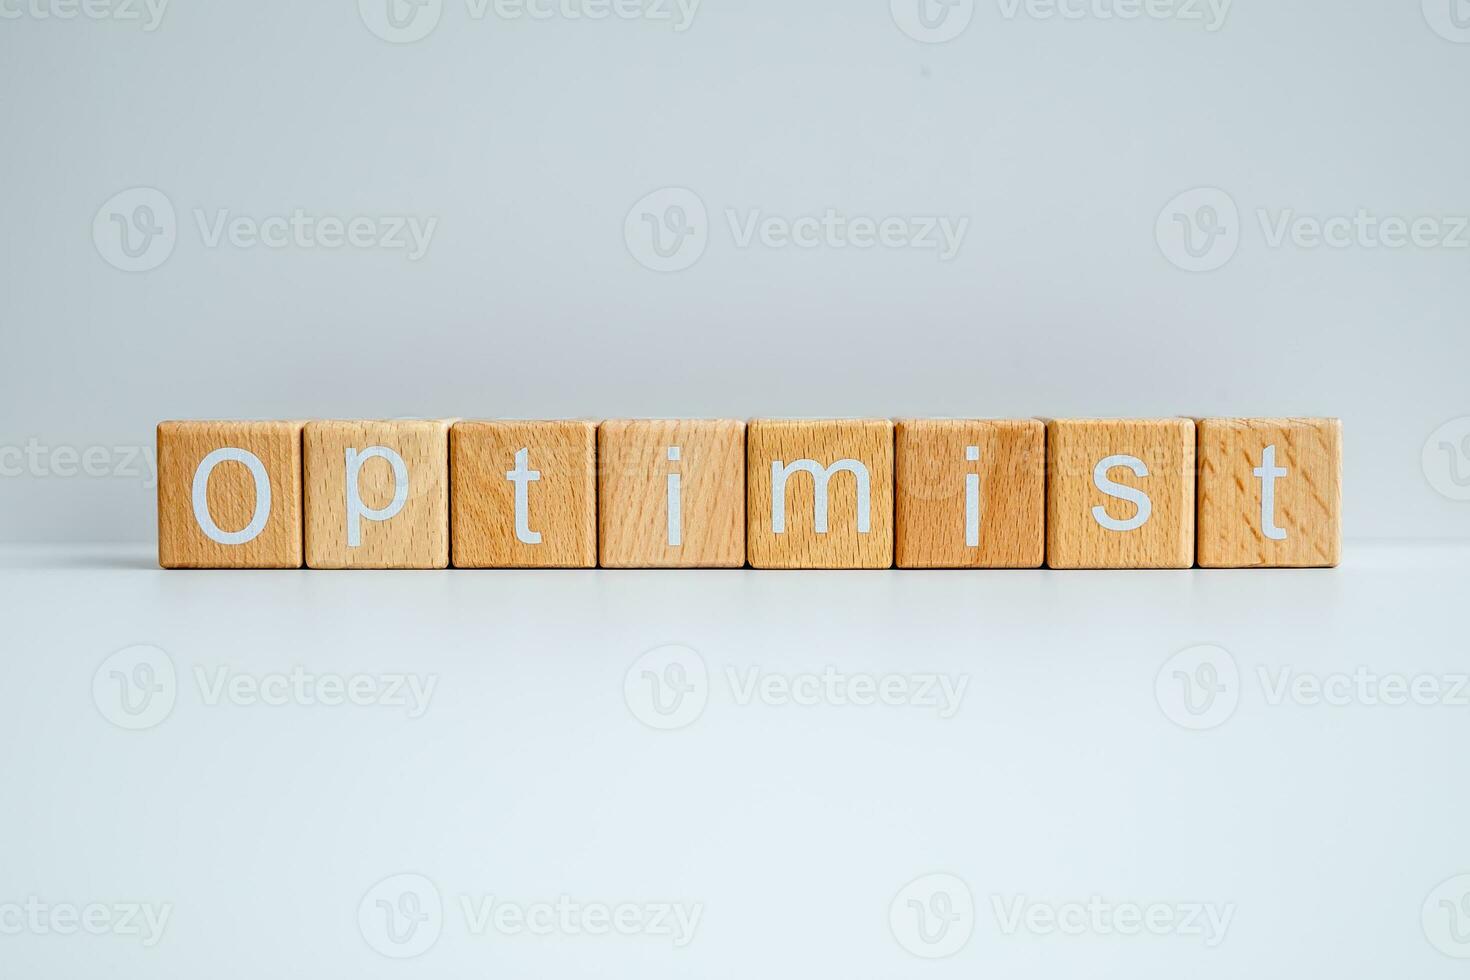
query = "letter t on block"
(1196, 418, 1341, 567)
(746, 419, 894, 569)
(1045, 418, 1196, 568)
(450, 420, 597, 568)
(157, 420, 304, 568)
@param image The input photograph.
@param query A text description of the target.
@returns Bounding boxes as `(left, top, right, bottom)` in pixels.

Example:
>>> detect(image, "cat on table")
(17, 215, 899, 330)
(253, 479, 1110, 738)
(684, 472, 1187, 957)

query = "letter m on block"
(770, 459, 871, 534)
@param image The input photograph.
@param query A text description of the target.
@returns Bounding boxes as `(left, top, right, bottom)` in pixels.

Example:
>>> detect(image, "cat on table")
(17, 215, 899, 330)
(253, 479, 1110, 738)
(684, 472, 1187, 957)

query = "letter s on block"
(192, 448, 272, 545)
(345, 446, 409, 547)
(1091, 454, 1151, 532)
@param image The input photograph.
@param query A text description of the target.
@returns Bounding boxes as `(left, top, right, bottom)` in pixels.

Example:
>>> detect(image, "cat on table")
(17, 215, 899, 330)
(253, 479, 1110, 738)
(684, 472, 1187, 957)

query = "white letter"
(345, 447, 408, 547)
(770, 459, 870, 534)
(965, 445, 981, 548)
(506, 447, 543, 545)
(1253, 444, 1287, 540)
(1091, 454, 1151, 532)
(666, 446, 682, 546)
(192, 448, 271, 545)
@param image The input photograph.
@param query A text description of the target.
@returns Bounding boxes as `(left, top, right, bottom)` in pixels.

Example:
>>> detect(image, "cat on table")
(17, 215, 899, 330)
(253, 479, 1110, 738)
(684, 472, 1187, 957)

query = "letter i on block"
(895, 419, 1045, 568)
(450, 420, 597, 568)
(1046, 418, 1196, 569)
(746, 419, 894, 569)
(157, 421, 304, 568)
(303, 420, 452, 569)
(598, 420, 745, 567)
(1196, 418, 1341, 567)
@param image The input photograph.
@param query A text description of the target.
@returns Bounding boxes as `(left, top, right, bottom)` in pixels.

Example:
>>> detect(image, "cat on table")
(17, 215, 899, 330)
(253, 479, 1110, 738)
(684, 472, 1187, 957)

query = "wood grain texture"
(304, 420, 451, 569)
(895, 418, 1044, 568)
(1196, 417, 1341, 568)
(746, 419, 894, 569)
(157, 420, 304, 568)
(598, 419, 745, 568)
(451, 420, 596, 568)
(1046, 418, 1196, 569)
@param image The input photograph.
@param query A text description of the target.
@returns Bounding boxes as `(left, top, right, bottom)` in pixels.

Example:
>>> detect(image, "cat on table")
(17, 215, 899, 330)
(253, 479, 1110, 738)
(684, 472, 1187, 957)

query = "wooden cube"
(1196, 418, 1341, 568)
(157, 420, 304, 568)
(746, 419, 893, 569)
(304, 420, 451, 569)
(451, 420, 596, 568)
(895, 419, 1044, 568)
(1046, 418, 1195, 569)
(598, 420, 745, 568)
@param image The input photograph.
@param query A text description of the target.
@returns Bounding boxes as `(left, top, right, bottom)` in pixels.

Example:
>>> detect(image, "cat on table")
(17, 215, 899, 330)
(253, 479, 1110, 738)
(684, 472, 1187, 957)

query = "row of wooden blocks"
(156, 418, 1341, 569)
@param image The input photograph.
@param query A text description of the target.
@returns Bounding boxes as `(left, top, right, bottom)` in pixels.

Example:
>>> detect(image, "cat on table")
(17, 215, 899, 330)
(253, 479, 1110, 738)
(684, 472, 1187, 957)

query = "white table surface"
(1, 543, 1466, 978)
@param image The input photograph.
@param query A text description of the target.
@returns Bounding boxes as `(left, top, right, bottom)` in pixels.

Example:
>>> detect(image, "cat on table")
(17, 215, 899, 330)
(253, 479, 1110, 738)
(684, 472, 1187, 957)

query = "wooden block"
(303, 420, 451, 569)
(1046, 418, 1195, 569)
(746, 419, 894, 569)
(1196, 418, 1341, 568)
(598, 420, 745, 568)
(451, 420, 597, 568)
(157, 420, 304, 568)
(895, 419, 1044, 568)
